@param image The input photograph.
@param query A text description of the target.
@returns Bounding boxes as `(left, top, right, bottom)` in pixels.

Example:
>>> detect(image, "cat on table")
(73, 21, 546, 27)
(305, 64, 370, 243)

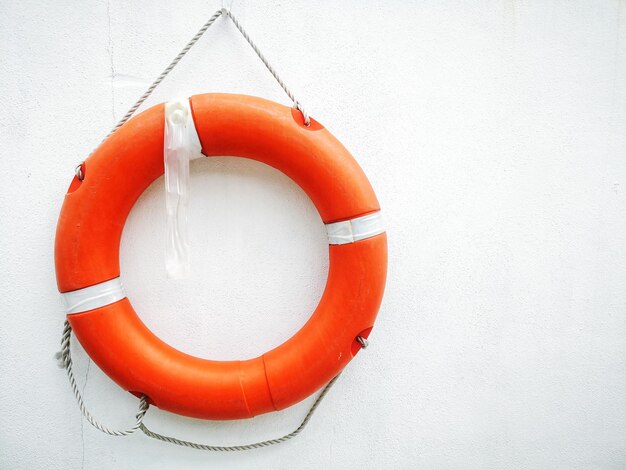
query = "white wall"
(2, 1, 626, 468)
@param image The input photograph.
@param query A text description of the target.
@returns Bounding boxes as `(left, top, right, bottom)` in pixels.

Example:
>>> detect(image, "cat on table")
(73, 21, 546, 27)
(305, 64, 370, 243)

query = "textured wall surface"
(1, 1, 626, 469)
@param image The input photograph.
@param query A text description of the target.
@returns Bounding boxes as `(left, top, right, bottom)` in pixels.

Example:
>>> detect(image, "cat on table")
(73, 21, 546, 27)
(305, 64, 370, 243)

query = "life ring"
(55, 93, 387, 420)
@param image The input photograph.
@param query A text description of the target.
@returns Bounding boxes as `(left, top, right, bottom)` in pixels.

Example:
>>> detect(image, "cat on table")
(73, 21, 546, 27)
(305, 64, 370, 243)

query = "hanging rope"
(139, 375, 341, 451)
(77, 7, 310, 181)
(57, 321, 148, 436)
(59, 320, 351, 450)
(220, 9, 310, 126)
(94, 8, 308, 153)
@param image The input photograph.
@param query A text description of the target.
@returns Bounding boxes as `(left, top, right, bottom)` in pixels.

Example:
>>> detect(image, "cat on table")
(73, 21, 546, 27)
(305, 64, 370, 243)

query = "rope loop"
(138, 374, 341, 451)
(58, 320, 369, 449)
(74, 6, 311, 178)
(59, 320, 149, 436)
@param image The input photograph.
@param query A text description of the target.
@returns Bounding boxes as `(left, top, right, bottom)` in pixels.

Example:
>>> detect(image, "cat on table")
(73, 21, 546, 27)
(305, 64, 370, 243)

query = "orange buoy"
(55, 93, 387, 420)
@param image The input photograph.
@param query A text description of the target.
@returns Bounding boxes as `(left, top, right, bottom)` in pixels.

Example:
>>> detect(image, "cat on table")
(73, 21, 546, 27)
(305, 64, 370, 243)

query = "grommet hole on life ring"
(129, 391, 154, 405)
(290, 108, 322, 130)
(352, 327, 373, 356)
(119, 157, 330, 361)
(67, 162, 85, 194)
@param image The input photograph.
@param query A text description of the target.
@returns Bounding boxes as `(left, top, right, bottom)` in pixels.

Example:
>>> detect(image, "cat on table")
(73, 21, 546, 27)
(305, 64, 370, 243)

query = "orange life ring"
(55, 93, 387, 420)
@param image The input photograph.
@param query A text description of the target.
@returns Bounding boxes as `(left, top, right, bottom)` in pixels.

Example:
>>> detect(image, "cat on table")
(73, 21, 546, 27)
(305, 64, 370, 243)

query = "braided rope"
(58, 320, 149, 436)
(76, 8, 310, 180)
(108, 9, 223, 137)
(139, 374, 340, 451)
(221, 8, 310, 126)
(107, 8, 309, 143)
(59, 320, 350, 449)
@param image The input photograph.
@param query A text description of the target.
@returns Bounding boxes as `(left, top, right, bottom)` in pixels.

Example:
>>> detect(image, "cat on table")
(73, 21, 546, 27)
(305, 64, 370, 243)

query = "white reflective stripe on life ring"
(62, 277, 126, 314)
(325, 211, 385, 245)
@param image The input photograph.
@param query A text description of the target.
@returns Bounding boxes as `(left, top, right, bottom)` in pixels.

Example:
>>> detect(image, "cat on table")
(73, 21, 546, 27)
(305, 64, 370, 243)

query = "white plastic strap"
(325, 211, 385, 245)
(164, 99, 203, 279)
(62, 277, 126, 314)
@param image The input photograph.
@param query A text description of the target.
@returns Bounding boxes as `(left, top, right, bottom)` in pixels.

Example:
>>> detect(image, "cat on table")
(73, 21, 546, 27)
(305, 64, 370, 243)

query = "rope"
(78, 6, 309, 174)
(108, 9, 223, 137)
(220, 9, 310, 126)
(77, 7, 310, 180)
(58, 320, 149, 436)
(139, 375, 340, 451)
(58, 320, 349, 449)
